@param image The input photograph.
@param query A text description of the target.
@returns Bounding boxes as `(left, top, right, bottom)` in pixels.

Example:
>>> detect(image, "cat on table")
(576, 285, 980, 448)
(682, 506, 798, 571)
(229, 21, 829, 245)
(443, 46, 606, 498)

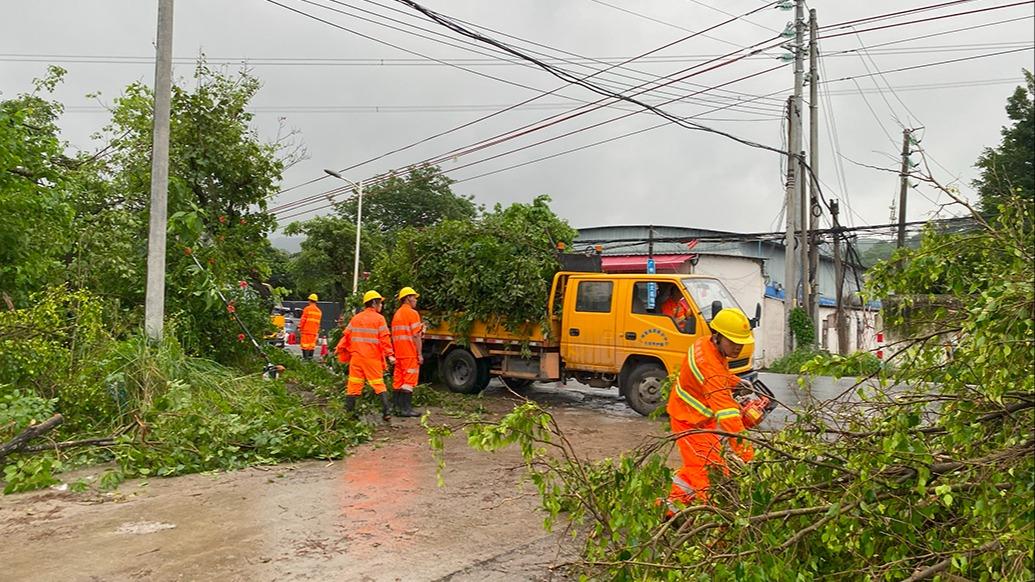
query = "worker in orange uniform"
(665, 308, 760, 513)
(660, 288, 692, 331)
(335, 290, 395, 421)
(390, 287, 425, 418)
(298, 294, 323, 361)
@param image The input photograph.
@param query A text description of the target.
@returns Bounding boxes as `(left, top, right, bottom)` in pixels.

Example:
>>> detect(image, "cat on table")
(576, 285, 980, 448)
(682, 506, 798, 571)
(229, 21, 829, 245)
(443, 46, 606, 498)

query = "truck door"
(619, 281, 698, 371)
(560, 278, 616, 371)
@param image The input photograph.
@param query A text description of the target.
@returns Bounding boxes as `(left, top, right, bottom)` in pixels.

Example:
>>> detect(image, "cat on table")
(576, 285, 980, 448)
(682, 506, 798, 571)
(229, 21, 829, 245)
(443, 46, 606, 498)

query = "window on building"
(575, 281, 613, 313)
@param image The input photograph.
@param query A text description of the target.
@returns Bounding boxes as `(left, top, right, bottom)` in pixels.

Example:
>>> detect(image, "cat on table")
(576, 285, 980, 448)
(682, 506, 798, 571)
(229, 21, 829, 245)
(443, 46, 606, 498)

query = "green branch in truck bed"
(369, 195, 575, 341)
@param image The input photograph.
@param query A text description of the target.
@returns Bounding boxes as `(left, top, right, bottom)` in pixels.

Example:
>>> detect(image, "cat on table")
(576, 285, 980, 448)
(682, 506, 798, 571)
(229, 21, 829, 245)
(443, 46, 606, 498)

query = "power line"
(8, 42, 1032, 65)
(269, 2, 1033, 199)
(267, 0, 785, 199)
(270, 9, 789, 214)
(273, 41, 1033, 220)
(819, 0, 1035, 40)
(585, 0, 780, 54)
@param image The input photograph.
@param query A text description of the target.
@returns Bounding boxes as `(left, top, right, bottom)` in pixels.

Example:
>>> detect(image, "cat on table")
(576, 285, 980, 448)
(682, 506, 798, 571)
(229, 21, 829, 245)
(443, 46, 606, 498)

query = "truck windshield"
(682, 278, 741, 322)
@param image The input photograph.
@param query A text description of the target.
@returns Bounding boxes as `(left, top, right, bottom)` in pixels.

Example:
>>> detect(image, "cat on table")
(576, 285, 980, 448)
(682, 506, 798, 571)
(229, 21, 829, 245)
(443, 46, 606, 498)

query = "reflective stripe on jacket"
(391, 303, 423, 358)
(340, 308, 394, 361)
(667, 336, 746, 434)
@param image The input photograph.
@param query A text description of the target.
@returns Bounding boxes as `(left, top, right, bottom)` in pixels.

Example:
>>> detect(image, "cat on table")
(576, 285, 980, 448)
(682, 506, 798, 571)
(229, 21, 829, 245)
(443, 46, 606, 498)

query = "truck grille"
(729, 358, 750, 369)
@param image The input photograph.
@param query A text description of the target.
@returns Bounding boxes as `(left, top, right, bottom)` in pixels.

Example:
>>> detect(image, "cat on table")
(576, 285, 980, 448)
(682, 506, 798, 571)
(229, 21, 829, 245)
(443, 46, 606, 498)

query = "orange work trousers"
(346, 357, 387, 396)
(668, 416, 727, 506)
(300, 333, 318, 351)
(392, 357, 420, 392)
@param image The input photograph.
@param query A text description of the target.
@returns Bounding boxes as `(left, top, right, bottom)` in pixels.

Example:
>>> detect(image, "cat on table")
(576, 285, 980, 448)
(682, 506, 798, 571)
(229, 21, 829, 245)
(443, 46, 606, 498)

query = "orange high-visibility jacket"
(667, 336, 746, 434)
(338, 308, 394, 362)
(298, 304, 322, 337)
(661, 296, 691, 325)
(391, 303, 423, 358)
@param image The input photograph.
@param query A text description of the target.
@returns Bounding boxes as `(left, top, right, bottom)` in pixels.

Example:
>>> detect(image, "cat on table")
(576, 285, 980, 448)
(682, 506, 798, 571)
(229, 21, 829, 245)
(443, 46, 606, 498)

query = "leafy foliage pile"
(0, 288, 369, 494)
(430, 196, 1033, 580)
(0, 64, 374, 493)
(368, 195, 576, 337)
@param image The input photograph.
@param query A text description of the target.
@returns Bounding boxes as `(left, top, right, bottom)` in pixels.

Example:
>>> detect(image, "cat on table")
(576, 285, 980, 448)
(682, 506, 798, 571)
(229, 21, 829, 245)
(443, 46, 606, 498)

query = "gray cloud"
(3, 0, 1032, 240)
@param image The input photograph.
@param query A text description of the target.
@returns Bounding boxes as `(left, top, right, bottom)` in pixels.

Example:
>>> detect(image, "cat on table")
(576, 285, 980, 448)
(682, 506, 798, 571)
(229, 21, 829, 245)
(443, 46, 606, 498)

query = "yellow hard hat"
(397, 286, 419, 301)
(362, 290, 384, 304)
(308, 293, 319, 302)
(710, 308, 754, 345)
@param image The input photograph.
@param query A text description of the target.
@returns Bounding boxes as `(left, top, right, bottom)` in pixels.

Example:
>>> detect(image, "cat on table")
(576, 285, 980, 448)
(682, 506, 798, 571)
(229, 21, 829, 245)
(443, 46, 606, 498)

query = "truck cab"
(555, 273, 757, 414)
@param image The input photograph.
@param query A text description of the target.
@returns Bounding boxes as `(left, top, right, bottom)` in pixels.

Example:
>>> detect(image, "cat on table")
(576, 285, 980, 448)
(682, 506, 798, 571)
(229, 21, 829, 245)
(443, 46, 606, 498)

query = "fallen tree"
(427, 196, 1034, 580)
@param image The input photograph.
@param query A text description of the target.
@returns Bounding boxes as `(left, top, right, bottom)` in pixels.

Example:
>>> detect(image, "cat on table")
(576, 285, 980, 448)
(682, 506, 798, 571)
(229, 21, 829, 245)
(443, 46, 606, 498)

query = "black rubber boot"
(302, 349, 313, 361)
(391, 390, 403, 415)
(345, 395, 358, 416)
(379, 391, 392, 422)
(399, 391, 422, 418)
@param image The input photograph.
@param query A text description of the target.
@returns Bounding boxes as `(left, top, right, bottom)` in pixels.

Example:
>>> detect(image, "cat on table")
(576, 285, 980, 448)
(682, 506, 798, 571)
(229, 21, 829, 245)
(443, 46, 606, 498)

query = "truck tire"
(500, 377, 534, 392)
(622, 363, 667, 416)
(440, 348, 490, 394)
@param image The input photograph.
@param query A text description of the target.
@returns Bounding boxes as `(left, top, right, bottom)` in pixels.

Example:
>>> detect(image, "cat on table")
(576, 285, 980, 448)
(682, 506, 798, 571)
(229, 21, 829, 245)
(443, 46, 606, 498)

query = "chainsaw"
(738, 378, 778, 429)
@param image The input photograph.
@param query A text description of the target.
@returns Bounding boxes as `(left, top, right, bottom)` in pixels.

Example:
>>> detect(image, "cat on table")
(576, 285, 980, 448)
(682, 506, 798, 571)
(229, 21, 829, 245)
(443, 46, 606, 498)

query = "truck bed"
(423, 316, 559, 347)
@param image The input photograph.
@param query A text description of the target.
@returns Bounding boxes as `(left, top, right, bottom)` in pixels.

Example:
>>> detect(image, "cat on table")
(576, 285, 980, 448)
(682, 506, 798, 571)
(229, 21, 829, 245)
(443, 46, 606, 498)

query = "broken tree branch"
(0, 413, 64, 461)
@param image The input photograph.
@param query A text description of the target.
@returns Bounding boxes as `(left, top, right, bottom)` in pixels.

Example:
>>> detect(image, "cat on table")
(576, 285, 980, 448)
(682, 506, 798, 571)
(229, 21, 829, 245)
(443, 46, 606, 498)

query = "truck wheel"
(500, 377, 534, 392)
(623, 363, 667, 416)
(440, 349, 490, 394)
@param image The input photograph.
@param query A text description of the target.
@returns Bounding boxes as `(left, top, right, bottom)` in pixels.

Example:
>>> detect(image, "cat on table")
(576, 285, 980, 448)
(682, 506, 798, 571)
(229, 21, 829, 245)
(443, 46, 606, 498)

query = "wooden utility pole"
(783, 0, 805, 356)
(896, 128, 912, 248)
(831, 200, 848, 355)
(807, 8, 821, 344)
(144, 0, 175, 340)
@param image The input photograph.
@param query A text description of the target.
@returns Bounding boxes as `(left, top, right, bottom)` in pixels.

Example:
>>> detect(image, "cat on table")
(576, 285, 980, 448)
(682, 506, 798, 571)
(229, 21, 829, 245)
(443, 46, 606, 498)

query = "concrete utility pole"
(831, 200, 849, 355)
(323, 169, 365, 294)
(782, 0, 805, 356)
(807, 8, 821, 345)
(144, 0, 174, 341)
(896, 128, 912, 248)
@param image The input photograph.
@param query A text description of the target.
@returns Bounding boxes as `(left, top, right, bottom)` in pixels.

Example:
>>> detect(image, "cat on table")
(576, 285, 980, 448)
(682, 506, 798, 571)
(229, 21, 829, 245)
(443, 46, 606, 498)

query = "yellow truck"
(423, 271, 760, 415)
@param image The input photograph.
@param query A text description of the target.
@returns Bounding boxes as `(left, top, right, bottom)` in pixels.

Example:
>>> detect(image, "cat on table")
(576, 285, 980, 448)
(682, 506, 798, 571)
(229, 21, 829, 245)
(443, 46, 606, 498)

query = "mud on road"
(0, 382, 661, 581)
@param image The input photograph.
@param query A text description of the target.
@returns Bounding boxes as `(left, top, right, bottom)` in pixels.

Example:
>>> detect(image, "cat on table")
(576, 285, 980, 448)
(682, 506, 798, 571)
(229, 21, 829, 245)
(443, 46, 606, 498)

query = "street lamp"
(323, 169, 364, 294)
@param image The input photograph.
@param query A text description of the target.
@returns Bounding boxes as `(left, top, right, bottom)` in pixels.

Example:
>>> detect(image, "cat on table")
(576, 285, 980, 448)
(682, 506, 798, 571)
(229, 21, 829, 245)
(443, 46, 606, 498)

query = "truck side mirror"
(750, 302, 762, 329)
(711, 300, 723, 318)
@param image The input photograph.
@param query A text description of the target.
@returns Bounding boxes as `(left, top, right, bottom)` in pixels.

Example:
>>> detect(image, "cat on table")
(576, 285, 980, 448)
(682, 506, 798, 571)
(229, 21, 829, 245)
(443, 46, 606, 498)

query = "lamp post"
(323, 169, 364, 294)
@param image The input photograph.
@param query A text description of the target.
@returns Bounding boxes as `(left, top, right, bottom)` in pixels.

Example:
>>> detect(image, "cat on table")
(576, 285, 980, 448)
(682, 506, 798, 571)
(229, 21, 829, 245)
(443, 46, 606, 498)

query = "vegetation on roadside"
(767, 347, 880, 376)
(0, 64, 374, 494)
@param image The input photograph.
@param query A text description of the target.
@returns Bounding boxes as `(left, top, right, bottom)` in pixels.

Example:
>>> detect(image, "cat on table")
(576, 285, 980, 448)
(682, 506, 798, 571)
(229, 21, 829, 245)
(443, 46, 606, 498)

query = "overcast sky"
(4, 0, 1033, 248)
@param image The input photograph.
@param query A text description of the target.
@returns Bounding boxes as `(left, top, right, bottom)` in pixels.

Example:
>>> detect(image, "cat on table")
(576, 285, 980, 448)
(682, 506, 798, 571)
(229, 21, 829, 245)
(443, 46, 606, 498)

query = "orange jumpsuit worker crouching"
(666, 307, 756, 511)
(298, 294, 323, 361)
(391, 286, 424, 418)
(335, 290, 395, 421)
